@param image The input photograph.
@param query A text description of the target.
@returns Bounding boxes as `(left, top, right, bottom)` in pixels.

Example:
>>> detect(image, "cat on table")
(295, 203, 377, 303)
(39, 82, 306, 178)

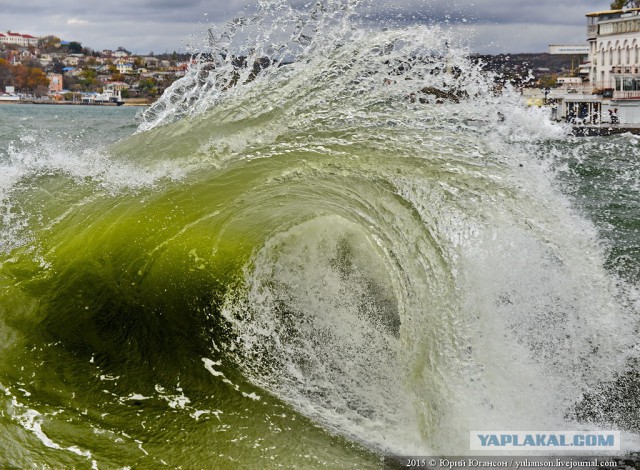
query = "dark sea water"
(0, 2, 639, 468)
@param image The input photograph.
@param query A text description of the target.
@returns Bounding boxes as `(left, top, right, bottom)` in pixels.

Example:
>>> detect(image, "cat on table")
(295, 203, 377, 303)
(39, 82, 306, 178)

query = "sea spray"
(0, 0, 638, 467)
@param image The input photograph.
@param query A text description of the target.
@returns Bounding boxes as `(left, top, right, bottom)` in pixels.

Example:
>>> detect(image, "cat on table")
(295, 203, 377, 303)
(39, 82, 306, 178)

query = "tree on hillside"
(611, 0, 640, 8)
(39, 35, 61, 50)
(0, 59, 12, 89)
(0, 59, 49, 93)
(51, 59, 65, 74)
(538, 74, 557, 88)
(12, 64, 48, 93)
(65, 75, 80, 91)
(68, 41, 83, 54)
(137, 77, 157, 97)
(79, 68, 97, 89)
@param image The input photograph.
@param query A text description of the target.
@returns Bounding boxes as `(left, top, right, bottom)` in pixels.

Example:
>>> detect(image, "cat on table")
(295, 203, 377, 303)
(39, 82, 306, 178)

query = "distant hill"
(472, 53, 584, 75)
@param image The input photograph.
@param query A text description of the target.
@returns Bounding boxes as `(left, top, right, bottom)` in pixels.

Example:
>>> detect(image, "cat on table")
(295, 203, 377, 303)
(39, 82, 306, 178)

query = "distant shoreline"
(0, 99, 151, 107)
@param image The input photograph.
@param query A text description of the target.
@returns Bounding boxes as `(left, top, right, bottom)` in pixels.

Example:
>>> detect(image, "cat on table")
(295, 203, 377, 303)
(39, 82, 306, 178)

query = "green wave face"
(1, 3, 639, 467)
(0, 148, 394, 467)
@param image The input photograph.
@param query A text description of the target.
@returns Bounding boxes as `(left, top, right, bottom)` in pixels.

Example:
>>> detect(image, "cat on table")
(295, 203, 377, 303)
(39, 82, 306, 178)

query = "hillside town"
(0, 30, 192, 105)
(0, 28, 582, 107)
(5, 2, 640, 121)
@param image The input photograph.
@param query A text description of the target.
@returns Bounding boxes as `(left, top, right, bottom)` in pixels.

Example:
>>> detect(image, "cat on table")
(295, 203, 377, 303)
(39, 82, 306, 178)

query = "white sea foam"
(203, 5, 639, 454)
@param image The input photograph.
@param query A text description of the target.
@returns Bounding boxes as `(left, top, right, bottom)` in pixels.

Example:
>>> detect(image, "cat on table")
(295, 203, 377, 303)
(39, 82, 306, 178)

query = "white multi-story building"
(587, 8, 640, 97)
(0, 31, 39, 47)
(556, 8, 640, 125)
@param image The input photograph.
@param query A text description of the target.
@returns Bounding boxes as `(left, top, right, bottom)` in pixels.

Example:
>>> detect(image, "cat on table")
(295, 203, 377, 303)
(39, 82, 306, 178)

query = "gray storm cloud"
(0, 0, 610, 53)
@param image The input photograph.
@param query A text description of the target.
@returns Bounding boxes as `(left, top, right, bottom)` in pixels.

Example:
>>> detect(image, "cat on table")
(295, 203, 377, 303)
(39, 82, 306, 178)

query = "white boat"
(0, 94, 20, 101)
(97, 89, 124, 105)
(82, 89, 124, 106)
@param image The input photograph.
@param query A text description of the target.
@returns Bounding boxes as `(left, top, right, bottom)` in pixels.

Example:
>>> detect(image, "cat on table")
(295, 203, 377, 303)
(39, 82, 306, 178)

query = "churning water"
(0, 1, 639, 468)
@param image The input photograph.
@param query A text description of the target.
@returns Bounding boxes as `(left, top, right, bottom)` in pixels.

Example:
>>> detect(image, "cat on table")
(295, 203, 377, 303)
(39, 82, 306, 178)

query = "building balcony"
(610, 66, 640, 74)
(613, 90, 640, 99)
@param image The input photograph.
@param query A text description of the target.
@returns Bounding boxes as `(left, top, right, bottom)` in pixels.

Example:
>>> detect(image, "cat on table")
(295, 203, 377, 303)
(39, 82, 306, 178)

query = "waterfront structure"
(587, 8, 640, 96)
(548, 8, 640, 125)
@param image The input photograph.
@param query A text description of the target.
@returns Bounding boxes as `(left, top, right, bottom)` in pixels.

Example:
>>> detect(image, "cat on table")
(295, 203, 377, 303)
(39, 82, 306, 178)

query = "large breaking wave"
(0, 0, 638, 466)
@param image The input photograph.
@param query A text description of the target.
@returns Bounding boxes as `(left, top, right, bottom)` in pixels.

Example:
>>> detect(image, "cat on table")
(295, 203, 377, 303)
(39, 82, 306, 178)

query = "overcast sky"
(1, 0, 609, 55)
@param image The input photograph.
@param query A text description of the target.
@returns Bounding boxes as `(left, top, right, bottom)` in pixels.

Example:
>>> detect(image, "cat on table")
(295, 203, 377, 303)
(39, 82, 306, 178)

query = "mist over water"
(0, 1, 639, 467)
